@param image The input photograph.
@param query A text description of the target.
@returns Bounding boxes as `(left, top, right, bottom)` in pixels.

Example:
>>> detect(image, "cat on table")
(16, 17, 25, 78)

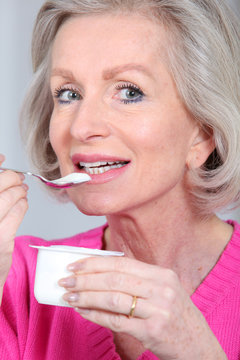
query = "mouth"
(77, 160, 129, 175)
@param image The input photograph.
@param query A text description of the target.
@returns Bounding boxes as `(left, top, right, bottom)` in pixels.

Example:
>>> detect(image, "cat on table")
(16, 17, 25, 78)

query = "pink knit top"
(0, 220, 240, 360)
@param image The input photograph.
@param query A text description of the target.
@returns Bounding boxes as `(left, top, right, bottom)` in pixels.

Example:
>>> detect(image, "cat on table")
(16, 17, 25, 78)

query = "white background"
(0, 0, 239, 240)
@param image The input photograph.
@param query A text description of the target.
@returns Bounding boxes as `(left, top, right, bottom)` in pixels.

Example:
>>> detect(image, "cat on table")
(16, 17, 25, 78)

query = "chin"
(76, 205, 106, 216)
(67, 186, 137, 216)
(69, 194, 118, 216)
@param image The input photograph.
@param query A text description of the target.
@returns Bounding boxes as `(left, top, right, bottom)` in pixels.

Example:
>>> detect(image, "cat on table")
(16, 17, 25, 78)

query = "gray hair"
(20, 0, 240, 216)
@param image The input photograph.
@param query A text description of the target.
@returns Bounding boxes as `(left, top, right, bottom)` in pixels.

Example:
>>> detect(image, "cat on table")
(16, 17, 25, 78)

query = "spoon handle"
(0, 167, 32, 176)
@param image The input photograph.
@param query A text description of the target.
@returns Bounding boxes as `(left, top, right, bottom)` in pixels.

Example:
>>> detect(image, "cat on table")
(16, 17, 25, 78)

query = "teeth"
(77, 160, 128, 175)
(83, 163, 126, 175)
(79, 161, 124, 168)
(80, 161, 108, 167)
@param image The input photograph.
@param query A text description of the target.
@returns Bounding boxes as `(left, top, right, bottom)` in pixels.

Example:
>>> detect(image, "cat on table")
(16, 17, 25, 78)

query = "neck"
(104, 203, 232, 294)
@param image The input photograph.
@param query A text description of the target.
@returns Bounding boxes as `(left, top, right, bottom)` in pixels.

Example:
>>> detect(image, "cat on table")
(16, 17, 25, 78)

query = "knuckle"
(145, 318, 162, 340)
(113, 257, 124, 272)
(12, 172, 23, 184)
(0, 186, 26, 208)
(0, 171, 21, 190)
(107, 292, 121, 311)
(109, 313, 123, 331)
(0, 191, 10, 207)
(8, 170, 22, 182)
(161, 309, 171, 323)
(163, 286, 177, 302)
(146, 311, 171, 340)
(18, 198, 29, 212)
(76, 274, 86, 289)
(147, 285, 157, 299)
(107, 273, 123, 291)
(10, 198, 28, 217)
(165, 268, 179, 285)
(0, 191, 15, 209)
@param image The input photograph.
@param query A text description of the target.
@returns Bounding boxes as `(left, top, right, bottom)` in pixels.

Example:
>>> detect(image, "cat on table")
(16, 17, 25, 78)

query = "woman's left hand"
(59, 256, 227, 360)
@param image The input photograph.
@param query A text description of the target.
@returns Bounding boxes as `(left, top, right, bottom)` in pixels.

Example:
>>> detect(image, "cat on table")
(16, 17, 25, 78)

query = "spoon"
(0, 167, 91, 188)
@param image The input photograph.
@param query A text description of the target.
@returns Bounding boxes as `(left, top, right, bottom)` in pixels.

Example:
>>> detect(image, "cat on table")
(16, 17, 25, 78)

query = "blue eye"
(116, 83, 144, 104)
(54, 87, 81, 104)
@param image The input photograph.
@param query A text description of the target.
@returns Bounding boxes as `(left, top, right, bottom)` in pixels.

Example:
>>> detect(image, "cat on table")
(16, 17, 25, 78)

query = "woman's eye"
(54, 88, 81, 104)
(116, 84, 144, 104)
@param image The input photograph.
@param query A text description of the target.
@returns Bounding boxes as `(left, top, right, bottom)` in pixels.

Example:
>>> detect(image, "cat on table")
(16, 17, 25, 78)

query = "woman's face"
(49, 14, 199, 216)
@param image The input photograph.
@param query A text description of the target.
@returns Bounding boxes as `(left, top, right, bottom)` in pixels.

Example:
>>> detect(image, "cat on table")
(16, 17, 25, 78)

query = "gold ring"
(128, 296, 137, 318)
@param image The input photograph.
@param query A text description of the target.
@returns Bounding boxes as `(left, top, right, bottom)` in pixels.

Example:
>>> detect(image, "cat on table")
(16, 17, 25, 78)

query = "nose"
(70, 99, 111, 143)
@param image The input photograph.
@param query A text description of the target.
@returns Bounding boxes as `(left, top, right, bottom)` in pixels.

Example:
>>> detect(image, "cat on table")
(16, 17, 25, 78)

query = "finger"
(0, 170, 25, 192)
(59, 271, 153, 298)
(63, 290, 152, 319)
(68, 256, 165, 281)
(0, 197, 28, 244)
(60, 270, 177, 315)
(0, 154, 6, 165)
(73, 307, 148, 342)
(0, 184, 28, 221)
(74, 306, 144, 333)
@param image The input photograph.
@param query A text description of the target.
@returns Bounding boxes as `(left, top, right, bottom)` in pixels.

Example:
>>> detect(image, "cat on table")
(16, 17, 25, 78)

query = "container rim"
(29, 245, 124, 257)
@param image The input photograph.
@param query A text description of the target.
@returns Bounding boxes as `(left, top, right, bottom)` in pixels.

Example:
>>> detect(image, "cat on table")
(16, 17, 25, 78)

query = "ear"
(186, 126, 215, 169)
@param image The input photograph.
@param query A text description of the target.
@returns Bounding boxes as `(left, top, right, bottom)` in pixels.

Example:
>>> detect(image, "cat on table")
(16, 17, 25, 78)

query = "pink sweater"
(0, 220, 240, 359)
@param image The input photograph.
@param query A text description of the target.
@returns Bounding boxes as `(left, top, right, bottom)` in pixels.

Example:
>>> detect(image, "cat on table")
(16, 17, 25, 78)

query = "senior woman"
(0, 0, 240, 359)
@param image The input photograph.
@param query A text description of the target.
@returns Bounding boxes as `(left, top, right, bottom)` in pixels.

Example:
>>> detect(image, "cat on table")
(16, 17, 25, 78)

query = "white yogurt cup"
(30, 245, 124, 307)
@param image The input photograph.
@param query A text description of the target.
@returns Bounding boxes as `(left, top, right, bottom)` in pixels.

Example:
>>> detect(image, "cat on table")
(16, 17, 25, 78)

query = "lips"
(71, 154, 130, 177)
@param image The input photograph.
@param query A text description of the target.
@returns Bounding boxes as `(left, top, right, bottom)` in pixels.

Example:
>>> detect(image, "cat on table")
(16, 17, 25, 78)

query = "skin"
(0, 12, 230, 360)
(0, 154, 28, 304)
(48, 13, 233, 359)
(50, 14, 200, 217)
(49, 14, 230, 359)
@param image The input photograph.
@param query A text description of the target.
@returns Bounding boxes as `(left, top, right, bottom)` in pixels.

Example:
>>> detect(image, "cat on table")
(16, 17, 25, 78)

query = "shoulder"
(224, 220, 240, 259)
(15, 223, 107, 249)
(192, 219, 240, 315)
(12, 223, 108, 271)
(209, 219, 240, 284)
(3, 224, 107, 309)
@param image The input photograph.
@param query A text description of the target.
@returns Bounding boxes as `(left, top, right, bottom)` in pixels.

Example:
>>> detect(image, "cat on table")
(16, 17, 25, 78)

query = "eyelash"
(53, 86, 80, 104)
(115, 83, 144, 104)
(53, 82, 145, 105)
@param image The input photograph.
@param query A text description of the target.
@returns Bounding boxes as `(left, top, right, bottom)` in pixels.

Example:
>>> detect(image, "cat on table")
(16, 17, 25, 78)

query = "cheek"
(48, 124, 69, 173)
(129, 114, 175, 158)
(133, 112, 193, 180)
(49, 113, 69, 155)
(49, 120, 57, 150)
(49, 124, 61, 161)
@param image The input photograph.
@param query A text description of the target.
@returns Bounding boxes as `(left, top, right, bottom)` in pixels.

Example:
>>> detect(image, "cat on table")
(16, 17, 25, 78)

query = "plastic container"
(30, 245, 124, 307)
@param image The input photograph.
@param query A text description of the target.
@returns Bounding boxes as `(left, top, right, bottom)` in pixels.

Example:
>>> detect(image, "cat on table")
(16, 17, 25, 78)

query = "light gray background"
(0, 0, 239, 240)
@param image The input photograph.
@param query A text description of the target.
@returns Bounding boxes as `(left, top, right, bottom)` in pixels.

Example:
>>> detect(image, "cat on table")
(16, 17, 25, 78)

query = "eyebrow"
(51, 63, 153, 81)
(102, 63, 153, 80)
(51, 68, 76, 81)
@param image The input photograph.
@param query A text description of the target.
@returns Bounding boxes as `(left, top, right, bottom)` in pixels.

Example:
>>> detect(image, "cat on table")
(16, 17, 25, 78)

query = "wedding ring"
(128, 295, 137, 318)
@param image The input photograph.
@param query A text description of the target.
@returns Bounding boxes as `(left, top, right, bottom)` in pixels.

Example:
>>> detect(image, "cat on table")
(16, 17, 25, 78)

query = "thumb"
(0, 154, 5, 166)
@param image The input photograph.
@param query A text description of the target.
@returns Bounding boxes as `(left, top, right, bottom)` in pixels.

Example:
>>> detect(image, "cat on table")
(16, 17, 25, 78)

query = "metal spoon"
(0, 167, 91, 188)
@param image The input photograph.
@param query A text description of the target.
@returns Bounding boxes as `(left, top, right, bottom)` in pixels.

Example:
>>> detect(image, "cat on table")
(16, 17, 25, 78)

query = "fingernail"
(19, 173, 25, 181)
(67, 261, 84, 272)
(63, 293, 79, 302)
(59, 277, 76, 288)
(22, 183, 29, 191)
(75, 307, 90, 315)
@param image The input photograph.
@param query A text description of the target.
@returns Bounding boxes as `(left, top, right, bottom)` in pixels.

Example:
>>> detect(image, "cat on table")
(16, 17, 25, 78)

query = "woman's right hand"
(0, 154, 28, 302)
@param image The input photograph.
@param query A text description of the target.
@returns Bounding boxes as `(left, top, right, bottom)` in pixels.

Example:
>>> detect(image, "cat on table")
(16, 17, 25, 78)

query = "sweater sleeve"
(0, 227, 106, 360)
(0, 274, 21, 359)
(0, 237, 35, 360)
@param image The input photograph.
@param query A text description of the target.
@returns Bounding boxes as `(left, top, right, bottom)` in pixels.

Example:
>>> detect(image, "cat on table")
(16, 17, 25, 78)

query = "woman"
(0, 0, 240, 359)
